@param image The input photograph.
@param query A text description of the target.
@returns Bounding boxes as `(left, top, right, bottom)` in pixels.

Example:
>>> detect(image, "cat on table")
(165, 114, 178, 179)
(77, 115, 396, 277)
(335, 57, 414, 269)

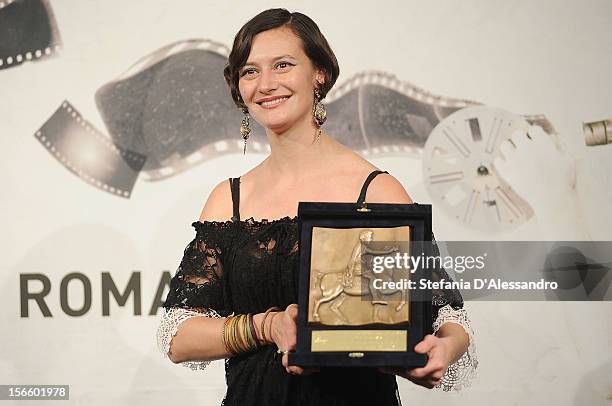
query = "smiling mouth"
(258, 96, 290, 108)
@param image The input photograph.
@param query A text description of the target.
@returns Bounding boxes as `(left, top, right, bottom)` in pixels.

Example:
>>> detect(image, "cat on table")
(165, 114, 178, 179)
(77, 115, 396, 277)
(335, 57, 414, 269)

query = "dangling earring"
(313, 86, 327, 143)
(240, 107, 251, 154)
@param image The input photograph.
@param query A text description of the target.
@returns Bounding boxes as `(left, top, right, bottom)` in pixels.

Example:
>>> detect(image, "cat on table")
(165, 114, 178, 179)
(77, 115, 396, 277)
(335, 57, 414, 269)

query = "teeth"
(261, 97, 288, 107)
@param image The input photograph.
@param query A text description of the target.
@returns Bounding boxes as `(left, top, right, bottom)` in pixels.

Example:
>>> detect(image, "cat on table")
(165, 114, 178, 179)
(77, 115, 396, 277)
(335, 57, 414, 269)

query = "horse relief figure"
(310, 229, 408, 325)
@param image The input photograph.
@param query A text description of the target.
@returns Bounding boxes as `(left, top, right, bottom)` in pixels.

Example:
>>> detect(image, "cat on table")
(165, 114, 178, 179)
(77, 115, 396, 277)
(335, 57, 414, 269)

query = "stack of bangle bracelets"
(223, 307, 279, 355)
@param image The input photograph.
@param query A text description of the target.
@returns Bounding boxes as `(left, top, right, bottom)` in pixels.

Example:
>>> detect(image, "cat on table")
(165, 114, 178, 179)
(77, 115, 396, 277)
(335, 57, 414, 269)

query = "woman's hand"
(379, 334, 451, 389)
(270, 303, 319, 376)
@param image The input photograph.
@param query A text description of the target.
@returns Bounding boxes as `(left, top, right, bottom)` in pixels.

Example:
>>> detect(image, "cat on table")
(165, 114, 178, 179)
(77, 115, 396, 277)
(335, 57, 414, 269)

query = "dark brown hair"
(223, 8, 340, 110)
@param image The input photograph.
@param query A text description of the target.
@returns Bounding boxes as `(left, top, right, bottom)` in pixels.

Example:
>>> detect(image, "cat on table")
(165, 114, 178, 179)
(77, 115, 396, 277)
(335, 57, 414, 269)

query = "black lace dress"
(162, 170, 467, 406)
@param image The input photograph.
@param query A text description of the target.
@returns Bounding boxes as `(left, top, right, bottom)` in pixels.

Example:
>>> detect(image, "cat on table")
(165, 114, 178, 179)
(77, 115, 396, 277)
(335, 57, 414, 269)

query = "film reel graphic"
(94, 37, 483, 181)
(32, 37, 556, 211)
(35, 101, 146, 198)
(93, 39, 556, 184)
(423, 106, 558, 232)
(324, 71, 479, 157)
(0, 0, 62, 70)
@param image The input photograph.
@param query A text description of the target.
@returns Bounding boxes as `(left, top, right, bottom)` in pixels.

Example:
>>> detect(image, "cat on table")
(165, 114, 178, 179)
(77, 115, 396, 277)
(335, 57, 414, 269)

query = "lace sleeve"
(430, 233, 478, 391)
(156, 307, 222, 370)
(156, 221, 231, 371)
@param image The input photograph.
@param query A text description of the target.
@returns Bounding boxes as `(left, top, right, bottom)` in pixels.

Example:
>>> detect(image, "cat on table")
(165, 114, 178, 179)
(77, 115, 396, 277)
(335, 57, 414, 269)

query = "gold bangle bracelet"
(229, 316, 241, 354)
(237, 314, 248, 352)
(244, 315, 254, 350)
(224, 313, 270, 356)
(234, 315, 245, 353)
(225, 316, 235, 355)
(222, 316, 234, 355)
(244, 314, 256, 349)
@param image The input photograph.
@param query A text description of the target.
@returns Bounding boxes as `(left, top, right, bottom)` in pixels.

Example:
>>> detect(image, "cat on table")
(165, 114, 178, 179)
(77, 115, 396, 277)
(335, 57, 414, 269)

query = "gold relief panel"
(308, 226, 411, 326)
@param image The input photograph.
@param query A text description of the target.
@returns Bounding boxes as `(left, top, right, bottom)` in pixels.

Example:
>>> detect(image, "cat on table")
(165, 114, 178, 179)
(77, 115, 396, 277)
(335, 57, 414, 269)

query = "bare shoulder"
(365, 172, 413, 204)
(198, 179, 234, 222)
(334, 144, 413, 204)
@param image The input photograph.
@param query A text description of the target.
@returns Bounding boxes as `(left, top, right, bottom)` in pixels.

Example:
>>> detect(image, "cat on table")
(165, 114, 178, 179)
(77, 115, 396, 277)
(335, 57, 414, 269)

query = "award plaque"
(288, 200, 433, 368)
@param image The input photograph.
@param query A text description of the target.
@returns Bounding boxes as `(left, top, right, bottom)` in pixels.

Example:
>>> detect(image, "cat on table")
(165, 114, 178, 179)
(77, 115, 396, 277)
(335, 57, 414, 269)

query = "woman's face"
(238, 26, 324, 133)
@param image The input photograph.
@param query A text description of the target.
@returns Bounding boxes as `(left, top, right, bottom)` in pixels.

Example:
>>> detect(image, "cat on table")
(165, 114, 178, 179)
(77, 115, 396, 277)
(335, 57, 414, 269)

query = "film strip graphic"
(95, 37, 557, 181)
(94, 37, 486, 182)
(35, 101, 146, 198)
(324, 70, 480, 158)
(326, 70, 475, 107)
(34, 37, 557, 195)
(95, 38, 251, 182)
(113, 38, 230, 82)
(326, 71, 555, 158)
(0, 0, 62, 70)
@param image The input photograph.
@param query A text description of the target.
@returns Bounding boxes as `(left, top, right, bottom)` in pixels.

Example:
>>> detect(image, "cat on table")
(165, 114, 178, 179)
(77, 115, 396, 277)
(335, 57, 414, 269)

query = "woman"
(157, 8, 477, 405)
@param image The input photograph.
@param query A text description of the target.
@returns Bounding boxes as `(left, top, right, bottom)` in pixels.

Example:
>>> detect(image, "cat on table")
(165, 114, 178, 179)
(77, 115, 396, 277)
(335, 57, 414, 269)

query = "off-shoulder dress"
(157, 170, 477, 406)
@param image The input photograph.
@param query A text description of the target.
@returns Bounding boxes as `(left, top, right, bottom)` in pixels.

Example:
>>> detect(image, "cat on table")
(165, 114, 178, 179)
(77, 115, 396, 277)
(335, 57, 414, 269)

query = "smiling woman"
(224, 12, 338, 146)
(236, 27, 323, 135)
(156, 7, 477, 406)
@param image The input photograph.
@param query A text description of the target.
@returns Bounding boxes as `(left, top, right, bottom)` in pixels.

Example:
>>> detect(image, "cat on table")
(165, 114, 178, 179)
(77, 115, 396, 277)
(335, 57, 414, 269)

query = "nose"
(257, 69, 278, 94)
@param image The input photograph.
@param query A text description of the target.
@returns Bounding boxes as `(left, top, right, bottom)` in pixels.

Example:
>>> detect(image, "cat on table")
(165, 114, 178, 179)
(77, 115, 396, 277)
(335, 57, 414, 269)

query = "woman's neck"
(263, 116, 331, 185)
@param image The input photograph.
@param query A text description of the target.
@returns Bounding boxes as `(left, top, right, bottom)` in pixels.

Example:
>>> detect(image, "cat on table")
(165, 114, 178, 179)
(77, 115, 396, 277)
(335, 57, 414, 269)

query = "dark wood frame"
(288, 201, 433, 368)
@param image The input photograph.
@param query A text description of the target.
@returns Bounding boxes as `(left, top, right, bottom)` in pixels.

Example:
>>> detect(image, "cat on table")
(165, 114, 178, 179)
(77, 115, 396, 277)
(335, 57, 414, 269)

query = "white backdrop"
(1, 1, 611, 405)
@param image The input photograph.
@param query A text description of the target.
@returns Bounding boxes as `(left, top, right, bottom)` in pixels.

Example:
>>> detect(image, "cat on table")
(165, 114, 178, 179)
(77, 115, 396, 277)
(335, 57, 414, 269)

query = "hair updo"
(223, 8, 340, 110)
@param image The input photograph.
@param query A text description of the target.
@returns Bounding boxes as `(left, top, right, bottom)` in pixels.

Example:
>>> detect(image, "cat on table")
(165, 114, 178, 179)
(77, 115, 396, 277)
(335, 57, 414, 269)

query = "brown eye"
(276, 61, 293, 69)
(240, 68, 256, 77)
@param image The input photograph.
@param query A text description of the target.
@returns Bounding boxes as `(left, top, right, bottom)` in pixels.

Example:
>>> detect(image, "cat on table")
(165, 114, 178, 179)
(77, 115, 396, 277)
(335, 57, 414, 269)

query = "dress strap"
(356, 170, 388, 206)
(229, 177, 241, 222)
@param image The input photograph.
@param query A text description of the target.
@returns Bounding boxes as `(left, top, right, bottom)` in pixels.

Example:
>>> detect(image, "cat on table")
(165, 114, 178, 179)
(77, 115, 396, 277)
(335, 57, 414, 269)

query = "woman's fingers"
(282, 304, 298, 351)
(411, 379, 437, 389)
(413, 334, 437, 354)
(277, 304, 307, 375)
(381, 369, 435, 389)
(287, 367, 300, 375)
(286, 365, 305, 375)
(408, 358, 442, 379)
(408, 335, 448, 379)
(282, 353, 317, 375)
(286, 303, 299, 322)
(377, 336, 447, 389)
(272, 304, 299, 354)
